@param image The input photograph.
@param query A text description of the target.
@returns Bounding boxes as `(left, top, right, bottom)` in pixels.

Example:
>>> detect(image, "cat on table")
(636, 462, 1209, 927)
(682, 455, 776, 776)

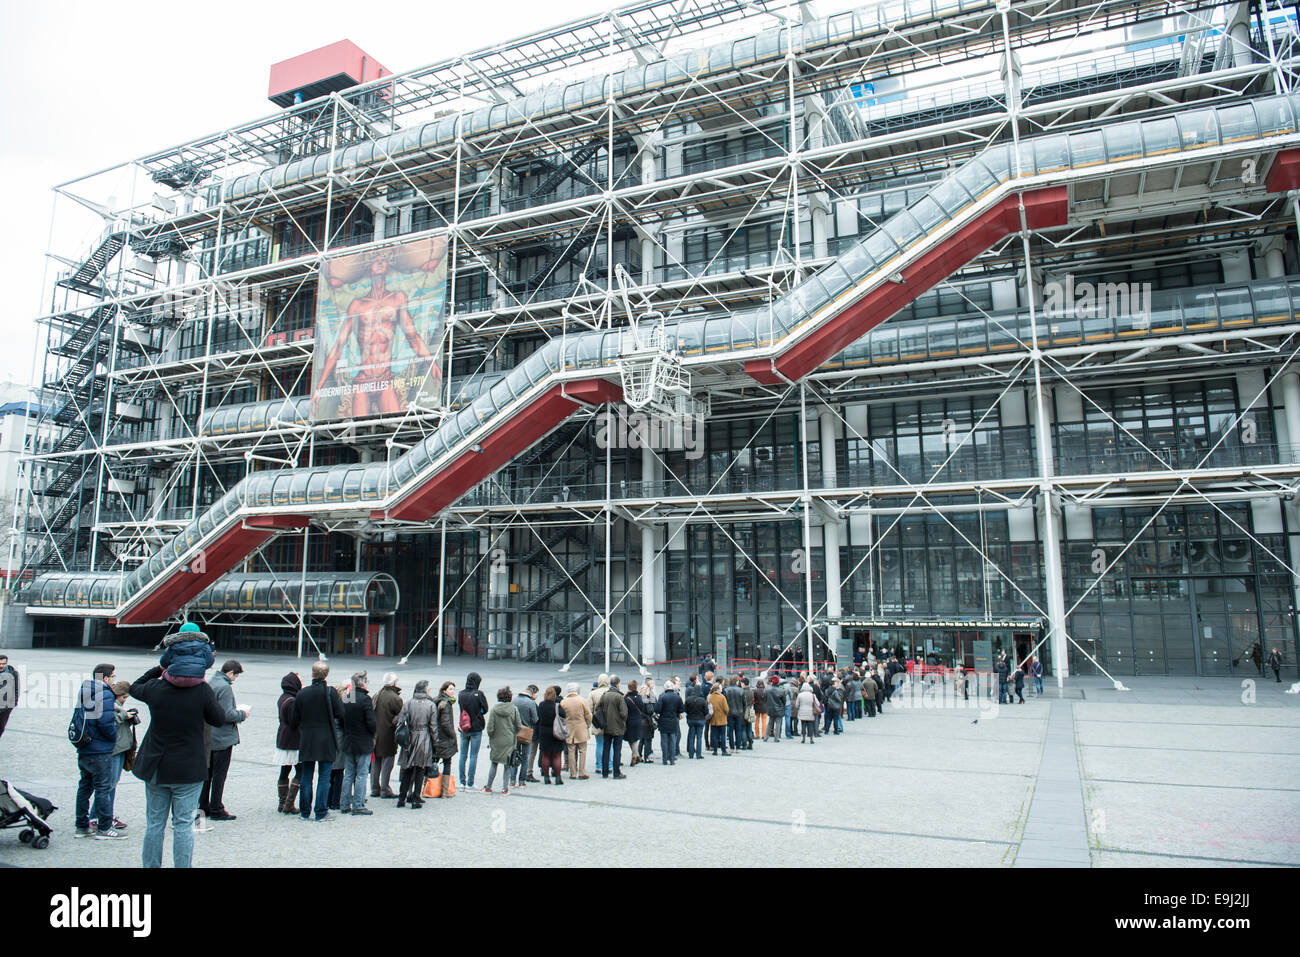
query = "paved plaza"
(0, 646, 1297, 867)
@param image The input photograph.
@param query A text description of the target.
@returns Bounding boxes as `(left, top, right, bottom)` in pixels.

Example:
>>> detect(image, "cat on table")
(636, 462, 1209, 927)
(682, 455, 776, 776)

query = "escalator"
(25, 94, 1300, 623)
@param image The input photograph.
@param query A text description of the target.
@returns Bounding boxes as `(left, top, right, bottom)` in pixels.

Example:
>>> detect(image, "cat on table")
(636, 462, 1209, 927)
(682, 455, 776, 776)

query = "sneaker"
(482, 786, 493, 794)
(94, 827, 128, 840)
(207, 810, 237, 822)
(112, 818, 128, 830)
(352, 807, 374, 816)
(74, 828, 92, 839)
(341, 808, 353, 814)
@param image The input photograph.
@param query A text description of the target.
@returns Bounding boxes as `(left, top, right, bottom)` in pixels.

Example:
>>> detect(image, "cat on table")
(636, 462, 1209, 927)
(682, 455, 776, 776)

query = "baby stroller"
(0, 779, 56, 849)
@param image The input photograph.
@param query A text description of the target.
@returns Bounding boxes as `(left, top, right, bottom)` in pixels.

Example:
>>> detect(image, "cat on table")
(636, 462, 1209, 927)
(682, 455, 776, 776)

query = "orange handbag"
(423, 772, 455, 798)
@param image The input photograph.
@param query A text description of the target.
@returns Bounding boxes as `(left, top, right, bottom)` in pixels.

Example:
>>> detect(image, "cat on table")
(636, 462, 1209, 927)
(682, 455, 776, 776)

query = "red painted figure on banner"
(313, 236, 448, 419)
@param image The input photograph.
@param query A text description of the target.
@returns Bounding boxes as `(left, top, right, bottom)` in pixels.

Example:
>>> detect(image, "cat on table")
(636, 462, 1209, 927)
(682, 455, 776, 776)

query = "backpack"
(67, 686, 97, 748)
(592, 699, 606, 731)
(459, 707, 472, 733)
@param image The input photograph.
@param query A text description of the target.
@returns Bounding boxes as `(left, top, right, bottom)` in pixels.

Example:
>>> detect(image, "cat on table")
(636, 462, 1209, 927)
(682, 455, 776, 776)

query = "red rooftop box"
(268, 40, 390, 107)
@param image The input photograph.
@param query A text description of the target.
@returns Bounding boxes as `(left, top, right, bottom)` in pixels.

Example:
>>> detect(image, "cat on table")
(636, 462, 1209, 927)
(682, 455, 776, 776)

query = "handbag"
(591, 701, 606, 731)
(394, 710, 412, 750)
(508, 747, 522, 768)
(516, 725, 534, 745)
(553, 706, 570, 740)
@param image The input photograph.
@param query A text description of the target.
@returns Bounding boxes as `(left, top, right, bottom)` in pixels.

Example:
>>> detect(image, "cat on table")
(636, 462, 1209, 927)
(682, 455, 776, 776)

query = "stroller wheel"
(19, 829, 33, 844)
(32, 835, 49, 850)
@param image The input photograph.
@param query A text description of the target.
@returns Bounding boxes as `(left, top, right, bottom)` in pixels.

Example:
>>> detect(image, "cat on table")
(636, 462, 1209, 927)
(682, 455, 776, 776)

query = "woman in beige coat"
(560, 683, 593, 780)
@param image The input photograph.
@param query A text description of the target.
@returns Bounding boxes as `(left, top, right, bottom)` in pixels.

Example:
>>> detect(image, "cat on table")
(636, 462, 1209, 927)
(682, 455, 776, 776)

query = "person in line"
(73, 663, 122, 840)
(740, 677, 756, 749)
(432, 680, 459, 794)
(396, 679, 438, 808)
(764, 677, 786, 741)
(290, 661, 345, 822)
(684, 676, 708, 759)
(484, 686, 522, 794)
(637, 679, 657, 763)
(624, 679, 647, 767)
(0, 653, 17, 741)
(588, 674, 613, 775)
(600, 675, 629, 779)
(823, 678, 844, 736)
(107, 680, 138, 832)
(129, 656, 240, 866)
(707, 682, 730, 755)
(861, 671, 878, 718)
(752, 679, 768, 742)
(561, 683, 593, 779)
(326, 683, 349, 811)
(370, 673, 403, 799)
(458, 672, 490, 790)
(723, 676, 745, 752)
(796, 682, 820, 744)
(535, 686, 566, 785)
(512, 685, 540, 788)
(996, 654, 1010, 704)
(1268, 647, 1283, 683)
(340, 671, 377, 815)
(275, 672, 302, 814)
(201, 659, 247, 822)
(655, 679, 682, 765)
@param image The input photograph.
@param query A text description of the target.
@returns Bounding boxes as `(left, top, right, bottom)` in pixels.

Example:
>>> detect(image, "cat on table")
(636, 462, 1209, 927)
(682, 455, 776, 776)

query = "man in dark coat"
(370, 673, 403, 798)
(654, 681, 683, 764)
(0, 653, 17, 740)
(683, 678, 708, 759)
(200, 659, 247, 822)
(130, 662, 239, 867)
(340, 671, 377, 815)
(600, 674, 629, 779)
(291, 661, 345, 821)
(1268, 648, 1283, 682)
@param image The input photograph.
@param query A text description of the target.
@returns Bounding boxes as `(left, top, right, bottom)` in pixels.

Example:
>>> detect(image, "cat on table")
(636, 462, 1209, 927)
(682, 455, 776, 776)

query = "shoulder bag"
(553, 704, 570, 740)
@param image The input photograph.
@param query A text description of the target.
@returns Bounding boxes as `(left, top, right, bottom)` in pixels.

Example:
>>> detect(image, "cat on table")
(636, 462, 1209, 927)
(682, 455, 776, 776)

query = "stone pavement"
(0, 647, 1296, 867)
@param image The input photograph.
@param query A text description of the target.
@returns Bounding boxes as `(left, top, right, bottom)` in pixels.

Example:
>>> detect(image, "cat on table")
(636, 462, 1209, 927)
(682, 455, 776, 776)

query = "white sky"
(0, 0, 618, 389)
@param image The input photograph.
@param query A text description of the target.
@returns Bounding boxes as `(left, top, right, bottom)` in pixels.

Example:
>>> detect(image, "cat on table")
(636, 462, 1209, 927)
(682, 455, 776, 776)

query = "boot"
(282, 782, 300, 815)
(396, 768, 412, 808)
(410, 772, 426, 808)
(277, 780, 288, 813)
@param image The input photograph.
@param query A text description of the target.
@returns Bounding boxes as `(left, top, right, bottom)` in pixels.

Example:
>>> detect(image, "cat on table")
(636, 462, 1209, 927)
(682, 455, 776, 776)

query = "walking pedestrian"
(340, 672, 377, 815)
(1268, 648, 1283, 682)
(129, 658, 240, 866)
(200, 660, 247, 822)
(0, 654, 17, 741)
(483, 686, 521, 794)
(1031, 657, 1043, 695)
(275, 672, 302, 814)
(457, 672, 489, 789)
(1014, 668, 1025, 704)
(535, 686, 566, 785)
(370, 674, 402, 799)
(396, 680, 437, 808)
(561, 683, 593, 779)
(290, 661, 345, 822)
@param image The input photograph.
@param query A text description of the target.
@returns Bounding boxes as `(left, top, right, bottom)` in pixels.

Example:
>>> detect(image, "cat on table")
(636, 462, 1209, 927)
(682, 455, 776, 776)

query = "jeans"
(601, 733, 623, 775)
(199, 746, 232, 815)
(638, 732, 653, 761)
(109, 752, 126, 815)
(142, 780, 202, 868)
(784, 704, 793, 738)
(765, 712, 782, 739)
(686, 719, 705, 758)
(1034, 675, 1043, 694)
(727, 714, 744, 750)
(485, 762, 511, 790)
(75, 751, 114, 831)
(659, 729, 679, 762)
(458, 730, 482, 787)
(341, 751, 371, 810)
(709, 725, 729, 753)
(594, 732, 608, 774)
(299, 760, 334, 819)
(998, 680, 1008, 704)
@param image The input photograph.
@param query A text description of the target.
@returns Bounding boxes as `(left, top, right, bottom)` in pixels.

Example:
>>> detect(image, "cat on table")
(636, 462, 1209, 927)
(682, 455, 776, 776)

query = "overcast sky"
(0, 0, 619, 389)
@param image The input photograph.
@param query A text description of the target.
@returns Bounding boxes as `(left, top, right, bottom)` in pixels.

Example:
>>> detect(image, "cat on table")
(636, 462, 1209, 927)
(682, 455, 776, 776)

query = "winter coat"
(276, 673, 302, 751)
(796, 687, 819, 721)
(536, 699, 565, 753)
(372, 685, 403, 758)
(708, 691, 729, 727)
(1013, 671, 1025, 691)
(825, 685, 844, 713)
(129, 666, 232, 785)
(112, 702, 139, 756)
(341, 687, 377, 755)
(458, 673, 490, 733)
(159, 635, 214, 680)
(861, 676, 878, 700)
(485, 700, 522, 764)
(561, 693, 593, 744)
(624, 691, 647, 740)
(396, 693, 437, 769)
(434, 694, 459, 761)
(753, 687, 767, 712)
(588, 683, 612, 735)
(684, 685, 709, 721)
(847, 679, 862, 702)
(291, 678, 345, 764)
(765, 683, 787, 716)
(723, 684, 745, 719)
(73, 679, 118, 755)
(600, 687, 628, 736)
(514, 692, 539, 732)
(207, 671, 246, 751)
(655, 690, 683, 734)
